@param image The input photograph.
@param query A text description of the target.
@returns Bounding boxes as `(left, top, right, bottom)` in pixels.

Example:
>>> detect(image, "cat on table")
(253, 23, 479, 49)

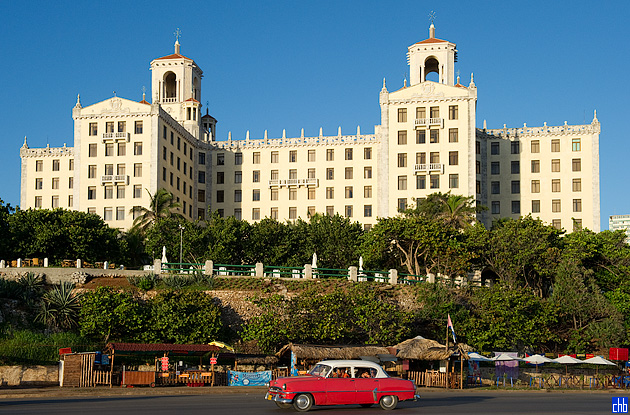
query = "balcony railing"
(162, 97, 177, 103)
(101, 175, 129, 185)
(414, 117, 443, 128)
(268, 178, 319, 188)
(102, 132, 130, 142)
(414, 163, 444, 174)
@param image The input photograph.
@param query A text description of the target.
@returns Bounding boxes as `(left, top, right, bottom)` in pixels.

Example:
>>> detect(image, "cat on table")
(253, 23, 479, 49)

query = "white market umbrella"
(524, 354, 554, 372)
(553, 355, 584, 375)
(468, 352, 493, 362)
(583, 356, 617, 375)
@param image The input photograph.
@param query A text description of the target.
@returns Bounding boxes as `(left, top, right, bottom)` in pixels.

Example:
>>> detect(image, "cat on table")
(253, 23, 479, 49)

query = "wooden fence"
(406, 370, 461, 388)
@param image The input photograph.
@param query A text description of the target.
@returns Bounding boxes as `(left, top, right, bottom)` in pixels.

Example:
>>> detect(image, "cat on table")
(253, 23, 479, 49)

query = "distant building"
(19, 24, 600, 232)
(609, 215, 630, 242)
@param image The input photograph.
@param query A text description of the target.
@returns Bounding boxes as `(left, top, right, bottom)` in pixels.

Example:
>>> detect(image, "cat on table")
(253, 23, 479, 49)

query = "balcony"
(101, 175, 129, 185)
(414, 163, 444, 174)
(414, 117, 443, 129)
(162, 97, 177, 103)
(102, 132, 130, 142)
(268, 178, 319, 188)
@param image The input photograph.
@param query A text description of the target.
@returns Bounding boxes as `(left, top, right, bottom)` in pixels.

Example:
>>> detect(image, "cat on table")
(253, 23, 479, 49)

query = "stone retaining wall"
(0, 365, 59, 387)
(0, 268, 148, 285)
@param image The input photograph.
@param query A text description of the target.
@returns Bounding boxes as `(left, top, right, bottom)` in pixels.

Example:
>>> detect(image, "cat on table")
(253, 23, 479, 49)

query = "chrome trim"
(414, 394, 421, 401)
(265, 392, 292, 404)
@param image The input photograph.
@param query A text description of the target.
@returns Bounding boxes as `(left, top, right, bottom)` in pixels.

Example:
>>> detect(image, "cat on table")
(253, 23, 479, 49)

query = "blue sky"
(1, 0, 628, 230)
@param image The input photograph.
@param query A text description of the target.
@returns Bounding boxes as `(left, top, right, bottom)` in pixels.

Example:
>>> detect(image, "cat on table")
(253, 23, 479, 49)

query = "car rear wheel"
(292, 393, 313, 412)
(275, 402, 291, 409)
(379, 395, 398, 410)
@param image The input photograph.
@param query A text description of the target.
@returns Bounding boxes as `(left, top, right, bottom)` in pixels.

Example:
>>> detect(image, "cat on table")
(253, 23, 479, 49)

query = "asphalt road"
(0, 390, 623, 414)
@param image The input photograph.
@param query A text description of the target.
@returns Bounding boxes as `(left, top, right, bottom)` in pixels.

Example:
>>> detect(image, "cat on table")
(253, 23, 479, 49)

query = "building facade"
(20, 26, 601, 232)
(609, 215, 630, 242)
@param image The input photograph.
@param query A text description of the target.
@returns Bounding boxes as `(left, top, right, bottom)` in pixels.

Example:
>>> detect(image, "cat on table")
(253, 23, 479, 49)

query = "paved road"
(0, 390, 622, 414)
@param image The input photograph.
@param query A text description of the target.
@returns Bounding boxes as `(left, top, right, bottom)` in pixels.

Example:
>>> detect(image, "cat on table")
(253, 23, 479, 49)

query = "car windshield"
(309, 364, 332, 377)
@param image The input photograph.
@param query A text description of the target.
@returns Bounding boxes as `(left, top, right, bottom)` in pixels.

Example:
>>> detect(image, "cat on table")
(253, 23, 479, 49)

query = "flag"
(447, 314, 457, 343)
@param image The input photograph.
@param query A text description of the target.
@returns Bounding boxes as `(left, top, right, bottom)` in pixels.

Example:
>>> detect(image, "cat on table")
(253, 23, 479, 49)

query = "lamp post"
(179, 224, 184, 268)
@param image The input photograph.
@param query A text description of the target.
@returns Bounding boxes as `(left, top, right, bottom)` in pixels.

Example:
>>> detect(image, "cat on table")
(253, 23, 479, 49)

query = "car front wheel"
(275, 401, 291, 409)
(379, 395, 398, 410)
(292, 393, 313, 412)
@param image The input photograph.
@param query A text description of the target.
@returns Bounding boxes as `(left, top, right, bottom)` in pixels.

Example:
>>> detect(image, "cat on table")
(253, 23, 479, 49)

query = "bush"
(0, 329, 95, 365)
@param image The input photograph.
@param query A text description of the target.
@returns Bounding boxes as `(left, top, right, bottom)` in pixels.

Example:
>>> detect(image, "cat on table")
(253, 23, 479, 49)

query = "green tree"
(130, 188, 183, 235)
(409, 192, 480, 229)
(201, 213, 251, 264)
(79, 287, 147, 344)
(306, 214, 364, 269)
(144, 291, 223, 344)
(481, 216, 562, 296)
(37, 282, 83, 331)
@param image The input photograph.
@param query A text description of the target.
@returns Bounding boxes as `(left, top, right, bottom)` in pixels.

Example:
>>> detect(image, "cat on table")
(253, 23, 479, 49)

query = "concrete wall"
(0, 267, 149, 285)
(0, 365, 59, 387)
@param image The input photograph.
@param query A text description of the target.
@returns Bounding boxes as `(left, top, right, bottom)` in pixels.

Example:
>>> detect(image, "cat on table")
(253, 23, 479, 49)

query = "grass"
(0, 329, 97, 365)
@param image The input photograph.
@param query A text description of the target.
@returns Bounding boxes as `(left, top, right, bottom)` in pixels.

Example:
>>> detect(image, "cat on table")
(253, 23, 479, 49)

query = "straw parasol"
(277, 343, 392, 361)
(394, 336, 473, 361)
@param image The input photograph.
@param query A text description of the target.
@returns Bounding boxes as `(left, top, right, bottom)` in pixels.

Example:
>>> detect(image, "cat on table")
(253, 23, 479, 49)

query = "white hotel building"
(20, 26, 600, 232)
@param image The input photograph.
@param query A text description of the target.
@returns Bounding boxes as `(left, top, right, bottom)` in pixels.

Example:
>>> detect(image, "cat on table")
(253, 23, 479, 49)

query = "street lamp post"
(179, 224, 184, 268)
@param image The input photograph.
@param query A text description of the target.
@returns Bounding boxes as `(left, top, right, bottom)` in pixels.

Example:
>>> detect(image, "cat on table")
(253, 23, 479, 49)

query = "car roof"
(315, 360, 384, 369)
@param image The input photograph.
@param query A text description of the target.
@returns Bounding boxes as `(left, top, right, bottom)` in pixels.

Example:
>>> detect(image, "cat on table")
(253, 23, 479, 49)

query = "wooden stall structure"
(105, 343, 221, 387)
(393, 336, 472, 389)
(60, 352, 111, 387)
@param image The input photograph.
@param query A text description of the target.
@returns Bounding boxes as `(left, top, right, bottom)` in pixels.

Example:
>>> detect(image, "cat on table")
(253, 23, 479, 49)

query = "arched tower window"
(424, 57, 439, 82)
(164, 72, 177, 99)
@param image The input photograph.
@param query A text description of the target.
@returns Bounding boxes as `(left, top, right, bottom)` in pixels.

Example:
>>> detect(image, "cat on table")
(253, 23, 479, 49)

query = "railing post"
(255, 262, 264, 278)
(304, 264, 313, 279)
(76, 259, 82, 269)
(154, 259, 162, 274)
(348, 266, 358, 282)
(389, 269, 398, 285)
(0, 260, 4, 268)
(204, 260, 213, 276)
(428, 273, 435, 283)
(103, 261, 108, 270)
(44, 258, 48, 267)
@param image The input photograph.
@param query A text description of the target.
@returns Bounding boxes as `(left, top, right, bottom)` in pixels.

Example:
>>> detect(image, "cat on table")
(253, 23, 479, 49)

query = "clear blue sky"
(1, 0, 627, 230)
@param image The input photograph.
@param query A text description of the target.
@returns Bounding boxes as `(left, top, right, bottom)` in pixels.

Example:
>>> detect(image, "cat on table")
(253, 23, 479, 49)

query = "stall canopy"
(277, 343, 393, 361)
(106, 342, 221, 356)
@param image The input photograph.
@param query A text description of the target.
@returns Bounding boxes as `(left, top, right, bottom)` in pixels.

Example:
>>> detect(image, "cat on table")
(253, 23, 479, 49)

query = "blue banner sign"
(228, 370, 272, 386)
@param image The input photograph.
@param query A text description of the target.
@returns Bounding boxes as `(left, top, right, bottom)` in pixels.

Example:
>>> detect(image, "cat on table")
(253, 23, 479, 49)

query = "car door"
(324, 367, 356, 405)
(354, 367, 380, 404)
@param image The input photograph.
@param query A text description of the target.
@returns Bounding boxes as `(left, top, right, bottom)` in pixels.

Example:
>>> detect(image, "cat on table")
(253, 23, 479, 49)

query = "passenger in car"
(339, 368, 350, 378)
(360, 370, 372, 378)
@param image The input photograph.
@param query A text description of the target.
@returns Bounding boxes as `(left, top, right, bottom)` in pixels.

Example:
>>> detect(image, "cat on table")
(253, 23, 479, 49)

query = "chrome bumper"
(265, 392, 293, 404)
(414, 394, 421, 401)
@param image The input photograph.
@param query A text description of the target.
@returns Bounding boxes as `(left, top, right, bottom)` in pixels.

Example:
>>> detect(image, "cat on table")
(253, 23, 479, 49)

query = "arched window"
(164, 72, 177, 99)
(424, 57, 439, 82)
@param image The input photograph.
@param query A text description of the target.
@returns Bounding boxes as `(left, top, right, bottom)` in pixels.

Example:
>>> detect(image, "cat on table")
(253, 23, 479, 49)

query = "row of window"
(397, 128, 458, 145)
(397, 105, 459, 122)
(490, 159, 582, 175)
(397, 151, 457, 167)
(162, 126, 194, 159)
(162, 147, 194, 180)
(161, 168, 194, 199)
(214, 147, 373, 166)
(243, 205, 373, 221)
(34, 195, 72, 209)
(397, 174, 459, 190)
(214, 185, 377, 203)
(88, 121, 143, 136)
(491, 178, 583, 194)
(491, 199, 583, 215)
(88, 142, 143, 157)
(489, 138, 582, 155)
(34, 177, 73, 190)
(34, 159, 74, 172)
(212, 166, 374, 185)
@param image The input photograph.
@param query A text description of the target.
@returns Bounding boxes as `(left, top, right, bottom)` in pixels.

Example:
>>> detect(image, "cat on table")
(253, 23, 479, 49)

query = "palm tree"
(37, 282, 82, 330)
(129, 188, 184, 235)
(437, 193, 478, 229)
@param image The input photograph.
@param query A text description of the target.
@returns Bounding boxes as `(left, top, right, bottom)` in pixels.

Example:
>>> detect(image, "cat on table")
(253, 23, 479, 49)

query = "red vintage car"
(265, 359, 419, 411)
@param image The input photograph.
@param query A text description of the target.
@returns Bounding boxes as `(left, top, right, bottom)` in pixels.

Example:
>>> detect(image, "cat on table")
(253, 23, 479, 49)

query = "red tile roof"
(139, 99, 151, 105)
(185, 98, 200, 103)
(414, 38, 449, 45)
(154, 53, 193, 61)
(107, 342, 221, 355)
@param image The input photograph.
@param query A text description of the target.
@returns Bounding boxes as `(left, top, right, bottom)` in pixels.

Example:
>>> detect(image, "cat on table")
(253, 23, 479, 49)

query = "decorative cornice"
(20, 146, 74, 158)
(478, 121, 601, 139)
(208, 134, 378, 151)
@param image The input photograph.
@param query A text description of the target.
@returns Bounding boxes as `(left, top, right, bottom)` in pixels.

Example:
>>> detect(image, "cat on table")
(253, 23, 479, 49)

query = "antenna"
(428, 11, 436, 25)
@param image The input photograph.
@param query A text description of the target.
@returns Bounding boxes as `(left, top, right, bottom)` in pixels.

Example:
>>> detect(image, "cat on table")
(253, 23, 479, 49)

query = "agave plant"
(37, 282, 82, 331)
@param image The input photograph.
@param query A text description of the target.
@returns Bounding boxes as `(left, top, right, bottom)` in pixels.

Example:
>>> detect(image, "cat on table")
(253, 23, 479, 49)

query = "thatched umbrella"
(394, 336, 472, 361)
(277, 343, 392, 362)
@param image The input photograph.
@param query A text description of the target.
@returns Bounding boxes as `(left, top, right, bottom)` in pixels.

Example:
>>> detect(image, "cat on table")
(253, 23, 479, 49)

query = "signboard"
(161, 357, 169, 371)
(210, 357, 217, 365)
(228, 370, 272, 386)
(59, 347, 72, 355)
